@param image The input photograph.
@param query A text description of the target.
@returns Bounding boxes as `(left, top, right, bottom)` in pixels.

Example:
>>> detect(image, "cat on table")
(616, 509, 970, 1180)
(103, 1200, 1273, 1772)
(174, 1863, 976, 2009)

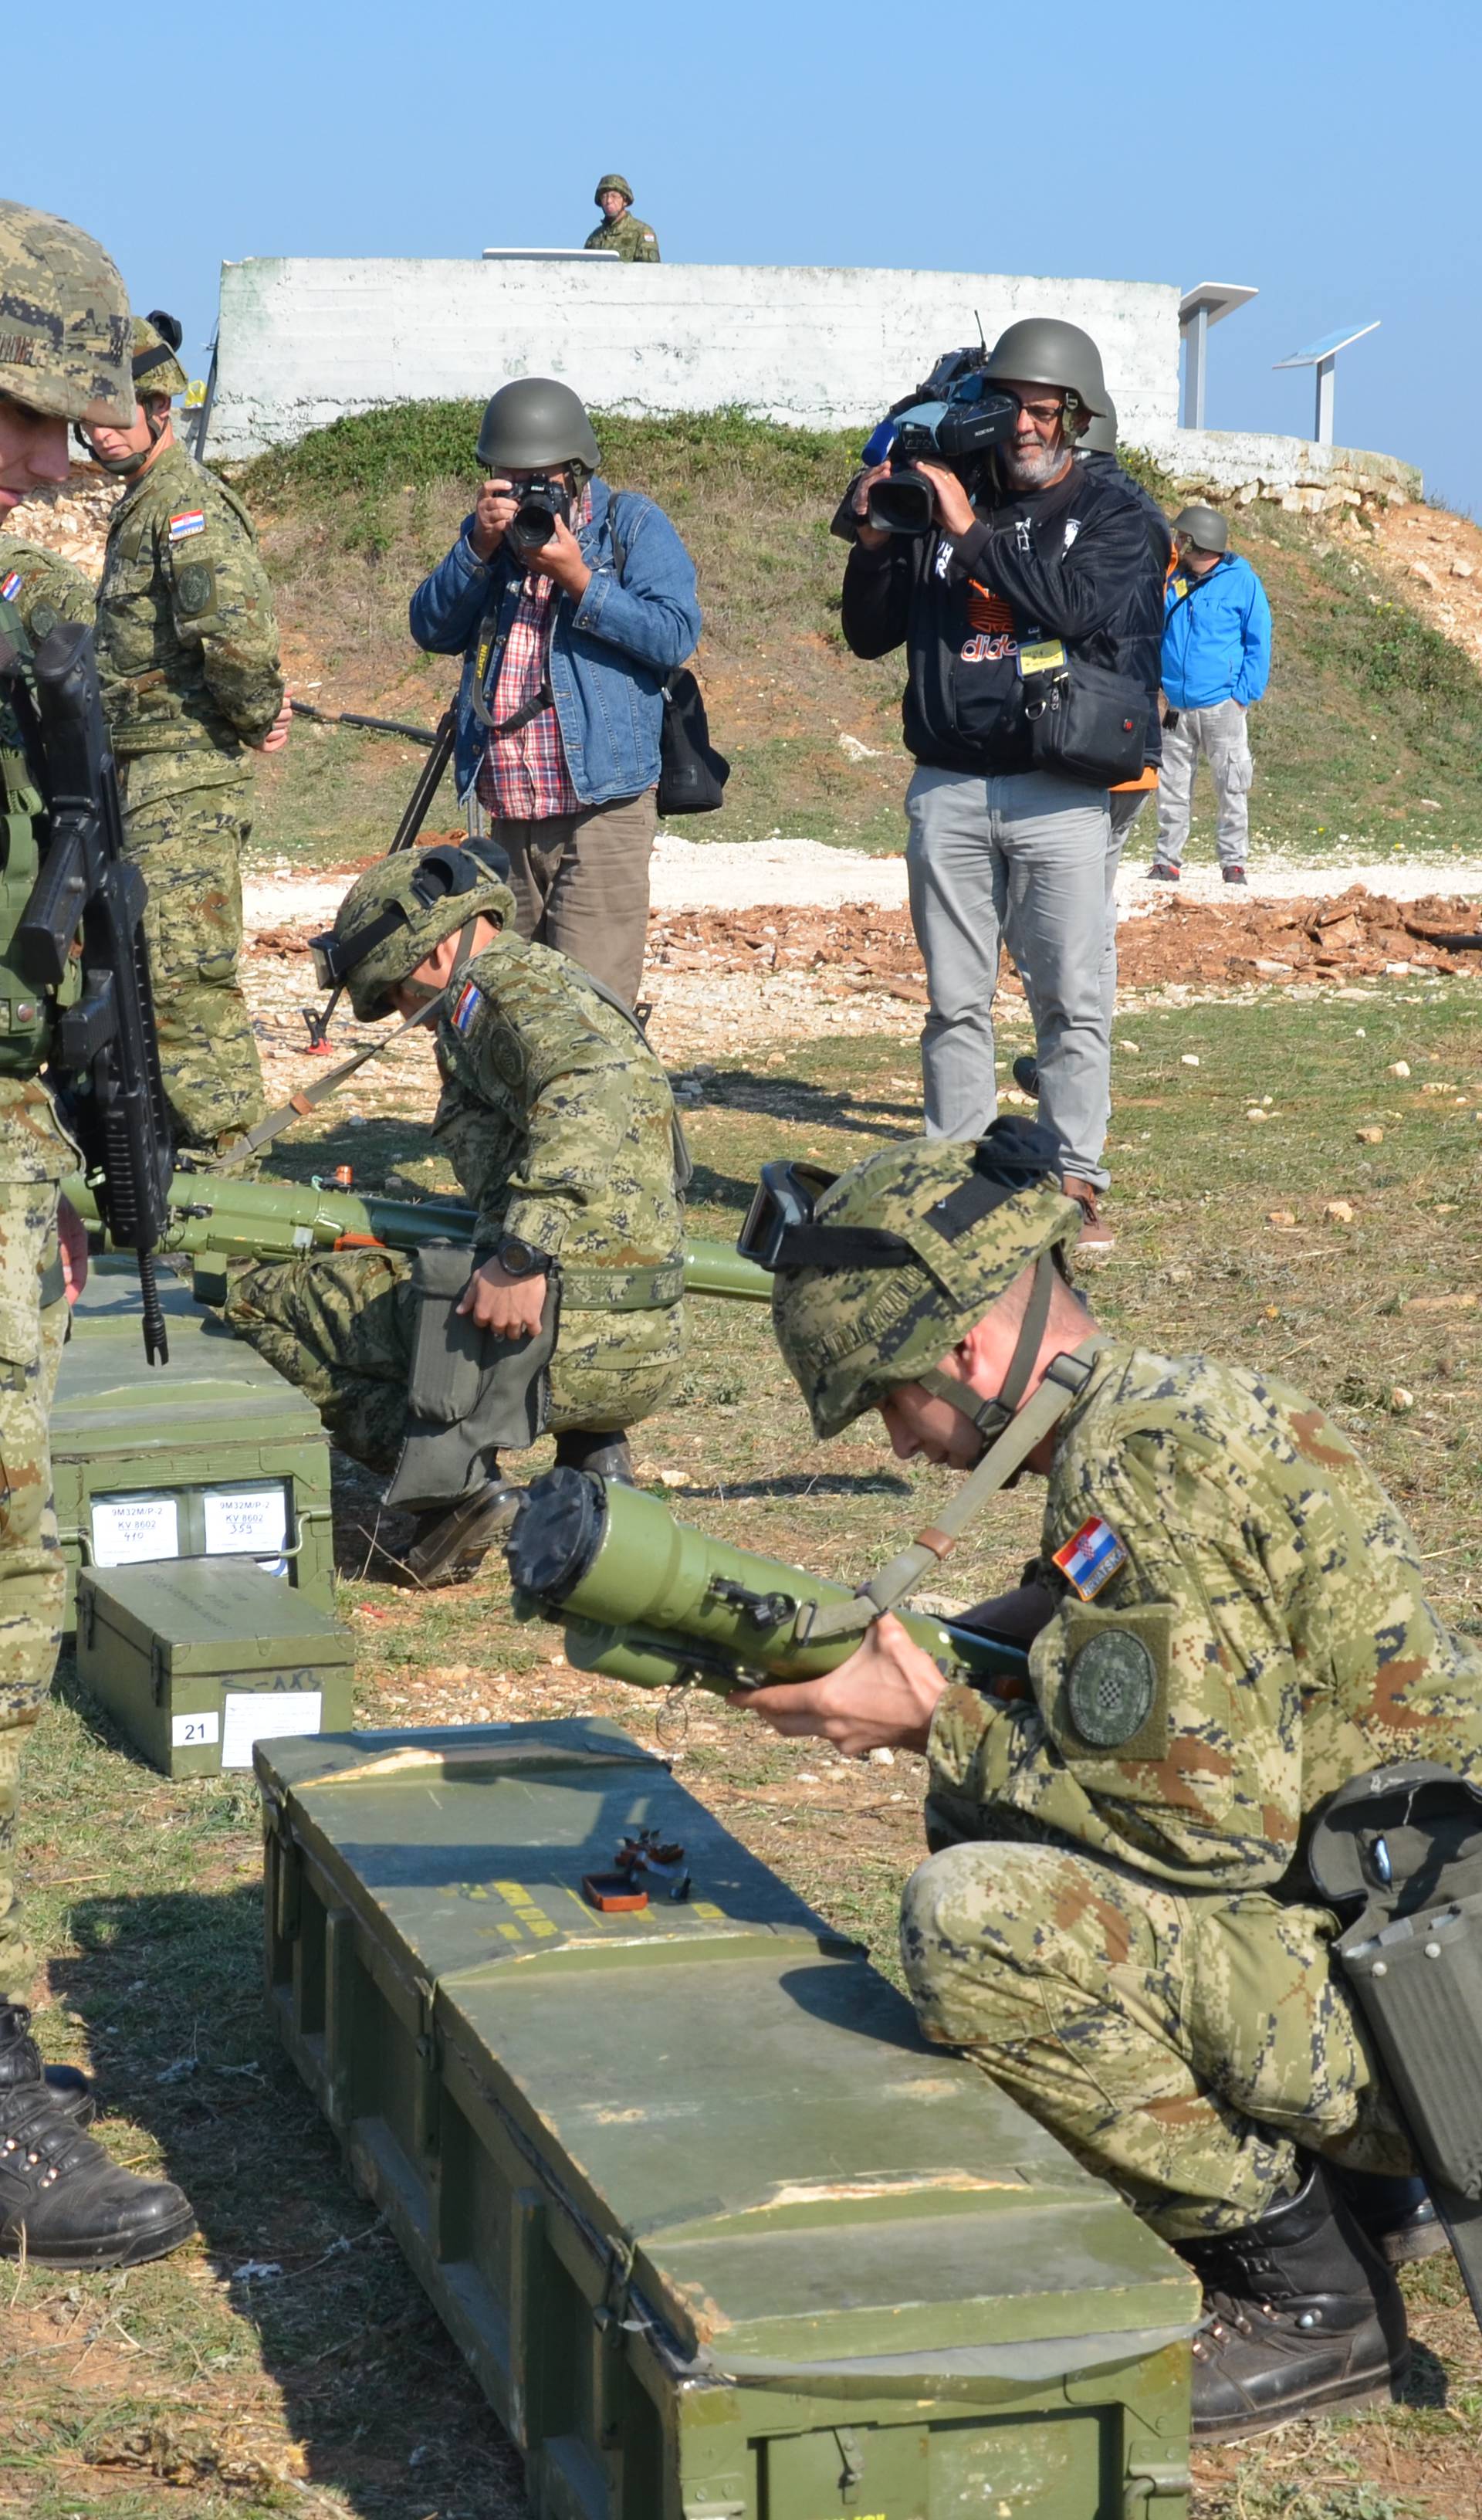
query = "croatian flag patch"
(168, 509, 205, 541)
(452, 981, 483, 1033)
(1052, 1516, 1128, 1600)
(0, 571, 21, 602)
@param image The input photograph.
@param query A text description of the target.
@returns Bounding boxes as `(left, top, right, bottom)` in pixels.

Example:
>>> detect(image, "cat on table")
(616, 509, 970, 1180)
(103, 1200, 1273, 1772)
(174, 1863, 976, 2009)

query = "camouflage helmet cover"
(325, 846, 516, 1023)
(0, 198, 132, 425)
(131, 312, 188, 401)
(772, 1135, 1083, 1440)
(594, 173, 634, 207)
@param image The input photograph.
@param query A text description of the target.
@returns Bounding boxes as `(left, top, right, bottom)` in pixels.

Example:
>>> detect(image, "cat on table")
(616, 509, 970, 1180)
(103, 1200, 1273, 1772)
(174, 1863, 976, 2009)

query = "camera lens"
(868, 471, 936, 535)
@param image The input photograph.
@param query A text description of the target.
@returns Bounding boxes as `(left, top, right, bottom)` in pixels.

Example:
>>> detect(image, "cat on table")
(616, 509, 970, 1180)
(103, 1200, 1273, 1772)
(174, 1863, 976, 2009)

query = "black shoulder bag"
(607, 499, 729, 816)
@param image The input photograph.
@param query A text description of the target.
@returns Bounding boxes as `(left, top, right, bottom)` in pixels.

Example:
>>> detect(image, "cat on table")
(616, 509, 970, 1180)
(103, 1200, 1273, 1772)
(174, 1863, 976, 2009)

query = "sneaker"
(1222, 865, 1249, 886)
(1145, 860, 1181, 882)
(1064, 1177, 1115, 1253)
(1010, 1055, 1040, 1099)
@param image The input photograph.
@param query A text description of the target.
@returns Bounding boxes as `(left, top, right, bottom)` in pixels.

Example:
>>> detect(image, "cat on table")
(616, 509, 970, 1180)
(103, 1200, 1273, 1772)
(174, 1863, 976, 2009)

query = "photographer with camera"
(409, 378, 702, 1007)
(841, 320, 1161, 1251)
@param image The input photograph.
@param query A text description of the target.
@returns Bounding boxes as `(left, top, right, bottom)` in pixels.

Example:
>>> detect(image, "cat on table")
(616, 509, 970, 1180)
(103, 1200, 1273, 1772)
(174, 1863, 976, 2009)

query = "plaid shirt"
(475, 482, 592, 821)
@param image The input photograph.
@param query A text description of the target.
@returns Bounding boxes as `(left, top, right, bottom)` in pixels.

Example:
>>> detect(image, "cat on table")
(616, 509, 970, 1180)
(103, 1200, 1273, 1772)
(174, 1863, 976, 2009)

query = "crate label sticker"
(92, 1493, 180, 1566)
(221, 1689, 323, 1770)
(203, 1485, 287, 1556)
(172, 1710, 221, 1750)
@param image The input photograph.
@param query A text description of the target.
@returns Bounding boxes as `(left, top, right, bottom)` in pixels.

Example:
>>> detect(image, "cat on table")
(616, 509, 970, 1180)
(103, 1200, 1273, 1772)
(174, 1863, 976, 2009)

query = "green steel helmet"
(312, 845, 516, 1023)
(0, 198, 132, 425)
(594, 173, 634, 208)
(132, 310, 188, 400)
(1081, 391, 1118, 456)
(769, 1122, 1082, 1441)
(1173, 501, 1230, 554)
(475, 376, 601, 476)
(981, 316, 1109, 432)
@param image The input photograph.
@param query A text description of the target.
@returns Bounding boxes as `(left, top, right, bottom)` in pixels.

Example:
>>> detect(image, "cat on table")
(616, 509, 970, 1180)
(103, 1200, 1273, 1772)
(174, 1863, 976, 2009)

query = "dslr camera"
(502, 474, 573, 561)
(864, 349, 1017, 535)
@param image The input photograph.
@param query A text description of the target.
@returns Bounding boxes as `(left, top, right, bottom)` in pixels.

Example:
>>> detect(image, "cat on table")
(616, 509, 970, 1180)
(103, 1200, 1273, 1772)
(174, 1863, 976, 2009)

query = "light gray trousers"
(1155, 699, 1253, 866)
(905, 764, 1114, 1191)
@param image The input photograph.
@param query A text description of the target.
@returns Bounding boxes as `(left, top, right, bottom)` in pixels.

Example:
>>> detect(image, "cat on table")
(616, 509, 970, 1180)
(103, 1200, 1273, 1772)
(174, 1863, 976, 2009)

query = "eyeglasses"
(736, 1161, 838, 1268)
(1012, 399, 1066, 429)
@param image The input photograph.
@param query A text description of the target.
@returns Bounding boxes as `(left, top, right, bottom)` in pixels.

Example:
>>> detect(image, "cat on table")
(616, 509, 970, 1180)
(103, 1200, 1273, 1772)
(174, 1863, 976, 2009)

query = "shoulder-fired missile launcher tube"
(62, 1174, 772, 1303)
(506, 1465, 1029, 1696)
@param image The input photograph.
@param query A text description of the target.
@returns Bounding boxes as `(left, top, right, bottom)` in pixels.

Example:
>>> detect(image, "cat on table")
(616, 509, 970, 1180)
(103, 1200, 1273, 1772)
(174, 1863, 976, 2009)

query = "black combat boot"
(1338, 2167, 1449, 2268)
(401, 1473, 524, 1588)
(552, 1431, 637, 1485)
(1010, 1053, 1040, 1099)
(0, 2010, 195, 2268)
(1180, 2159, 1409, 2440)
(0, 2004, 94, 2126)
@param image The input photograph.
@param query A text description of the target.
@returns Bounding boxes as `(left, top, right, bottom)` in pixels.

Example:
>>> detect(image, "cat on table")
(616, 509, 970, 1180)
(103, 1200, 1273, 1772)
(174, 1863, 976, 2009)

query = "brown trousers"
(480, 791, 657, 1007)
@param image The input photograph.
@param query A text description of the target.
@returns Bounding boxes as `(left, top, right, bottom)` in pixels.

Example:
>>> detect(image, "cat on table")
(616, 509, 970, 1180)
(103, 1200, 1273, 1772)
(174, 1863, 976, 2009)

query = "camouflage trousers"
(222, 1246, 683, 1475)
(0, 1163, 69, 2003)
(899, 1833, 1415, 2243)
(120, 777, 267, 1157)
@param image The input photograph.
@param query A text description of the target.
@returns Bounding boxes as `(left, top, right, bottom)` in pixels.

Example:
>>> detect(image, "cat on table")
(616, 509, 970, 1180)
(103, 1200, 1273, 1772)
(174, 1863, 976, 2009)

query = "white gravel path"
(244, 833, 1482, 934)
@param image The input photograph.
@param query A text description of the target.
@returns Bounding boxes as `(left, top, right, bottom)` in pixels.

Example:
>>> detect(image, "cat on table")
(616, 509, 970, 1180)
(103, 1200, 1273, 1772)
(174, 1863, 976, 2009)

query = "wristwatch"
(494, 1235, 552, 1279)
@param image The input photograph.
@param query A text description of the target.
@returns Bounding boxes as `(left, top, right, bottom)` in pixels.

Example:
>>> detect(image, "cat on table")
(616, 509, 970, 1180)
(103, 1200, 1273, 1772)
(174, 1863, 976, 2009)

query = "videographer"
(409, 378, 701, 1007)
(841, 319, 1159, 1251)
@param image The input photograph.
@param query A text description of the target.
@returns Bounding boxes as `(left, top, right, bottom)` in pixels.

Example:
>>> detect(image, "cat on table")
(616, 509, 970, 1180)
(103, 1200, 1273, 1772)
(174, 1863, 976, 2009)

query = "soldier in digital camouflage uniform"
(0, 198, 195, 2267)
(0, 533, 93, 643)
(735, 1118, 1482, 2439)
(83, 315, 287, 1160)
(583, 173, 661, 262)
(224, 844, 685, 1584)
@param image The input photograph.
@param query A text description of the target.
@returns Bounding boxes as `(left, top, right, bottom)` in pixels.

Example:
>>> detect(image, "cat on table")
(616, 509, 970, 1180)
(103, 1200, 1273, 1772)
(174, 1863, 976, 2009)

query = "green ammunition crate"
(258, 1720, 1197, 2520)
(78, 1560, 354, 1778)
(53, 1257, 335, 1631)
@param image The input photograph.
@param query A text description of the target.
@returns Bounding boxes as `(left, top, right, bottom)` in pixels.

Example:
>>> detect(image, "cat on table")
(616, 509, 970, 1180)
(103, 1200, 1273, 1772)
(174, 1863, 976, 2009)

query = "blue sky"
(12, 0, 1480, 508)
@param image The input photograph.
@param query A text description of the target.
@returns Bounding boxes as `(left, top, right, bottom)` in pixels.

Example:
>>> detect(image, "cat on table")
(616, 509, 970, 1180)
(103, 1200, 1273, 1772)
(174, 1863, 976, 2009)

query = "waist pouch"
(1025, 660, 1149, 787)
(1308, 1759, 1482, 2335)
(384, 1239, 558, 1510)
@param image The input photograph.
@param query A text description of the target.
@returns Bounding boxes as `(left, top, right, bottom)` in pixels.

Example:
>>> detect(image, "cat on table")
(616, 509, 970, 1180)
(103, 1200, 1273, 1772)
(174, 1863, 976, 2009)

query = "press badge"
(1017, 639, 1066, 677)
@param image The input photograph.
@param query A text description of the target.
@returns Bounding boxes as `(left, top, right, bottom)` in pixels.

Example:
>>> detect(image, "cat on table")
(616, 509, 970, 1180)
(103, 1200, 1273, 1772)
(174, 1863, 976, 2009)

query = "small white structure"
(1274, 323, 1380, 448)
(1179, 283, 1258, 427)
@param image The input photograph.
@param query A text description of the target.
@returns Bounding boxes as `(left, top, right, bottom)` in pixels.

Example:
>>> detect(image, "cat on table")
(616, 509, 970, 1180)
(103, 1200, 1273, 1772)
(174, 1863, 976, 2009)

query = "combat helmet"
(594, 173, 634, 208)
(1172, 502, 1230, 554)
(980, 316, 1110, 433)
(132, 311, 188, 401)
(476, 377, 601, 477)
(762, 1119, 1082, 1441)
(1081, 391, 1118, 456)
(0, 198, 132, 425)
(310, 844, 516, 1023)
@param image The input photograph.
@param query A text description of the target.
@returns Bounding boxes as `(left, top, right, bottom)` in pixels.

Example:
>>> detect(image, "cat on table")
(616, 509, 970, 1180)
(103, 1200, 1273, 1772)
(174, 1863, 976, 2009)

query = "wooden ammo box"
(52, 1257, 334, 1630)
(78, 1560, 354, 1778)
(258, 1719, 1197, 2520)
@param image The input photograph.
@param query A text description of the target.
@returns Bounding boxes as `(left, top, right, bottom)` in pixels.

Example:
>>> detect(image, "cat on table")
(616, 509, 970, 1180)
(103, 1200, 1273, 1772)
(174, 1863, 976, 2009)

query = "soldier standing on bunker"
(0, 533, 93, 645)
(224, 844, 686, 1588)
(0, 198, 195, 2268)
(730, 1118, 1473, 2440)
(82, 314, 290, 1160)
(583, 174, 660, 262)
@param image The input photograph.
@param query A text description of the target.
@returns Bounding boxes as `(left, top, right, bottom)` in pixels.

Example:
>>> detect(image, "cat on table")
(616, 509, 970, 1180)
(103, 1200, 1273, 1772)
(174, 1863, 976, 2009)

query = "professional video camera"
(504, 475, 573, 561)
(866, 358, 1019, 533)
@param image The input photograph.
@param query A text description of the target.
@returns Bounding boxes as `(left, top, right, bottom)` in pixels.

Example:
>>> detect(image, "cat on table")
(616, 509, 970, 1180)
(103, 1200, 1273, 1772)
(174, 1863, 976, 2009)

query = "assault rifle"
(506, 1467, 1029, 1699)
(5, 623, 174, 1363)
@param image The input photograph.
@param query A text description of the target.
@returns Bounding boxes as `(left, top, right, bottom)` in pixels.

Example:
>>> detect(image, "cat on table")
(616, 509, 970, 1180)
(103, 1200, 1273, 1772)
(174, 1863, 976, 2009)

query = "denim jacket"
(408, 476, 702, 808)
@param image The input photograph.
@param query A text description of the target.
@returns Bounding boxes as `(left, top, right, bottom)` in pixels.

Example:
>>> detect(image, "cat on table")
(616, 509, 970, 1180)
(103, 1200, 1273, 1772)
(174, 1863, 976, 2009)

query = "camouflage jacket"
(0, 601, 81, 1177)
(0, 536, 94, 644)
(582, 211, 661, 262)
(431, 932, 683, 1290)
(927, 1343, 1482, 1891)
(94, 439, 283, 803)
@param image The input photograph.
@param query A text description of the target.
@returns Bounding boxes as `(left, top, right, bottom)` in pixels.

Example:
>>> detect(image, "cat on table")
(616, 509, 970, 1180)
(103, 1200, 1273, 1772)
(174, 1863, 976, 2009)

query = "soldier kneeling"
(225, 845, 685, 1586)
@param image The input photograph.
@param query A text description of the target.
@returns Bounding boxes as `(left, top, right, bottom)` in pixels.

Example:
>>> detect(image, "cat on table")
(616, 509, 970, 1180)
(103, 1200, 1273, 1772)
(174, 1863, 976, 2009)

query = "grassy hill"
(240, 403, 1482, 869)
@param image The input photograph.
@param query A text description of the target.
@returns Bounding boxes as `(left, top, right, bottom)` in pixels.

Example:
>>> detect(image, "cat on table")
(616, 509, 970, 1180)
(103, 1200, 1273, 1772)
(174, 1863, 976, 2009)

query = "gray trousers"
(905, 764, 1114, 1191)
(468, 789, 656, 1006)
(1155, 701, 1253, 866)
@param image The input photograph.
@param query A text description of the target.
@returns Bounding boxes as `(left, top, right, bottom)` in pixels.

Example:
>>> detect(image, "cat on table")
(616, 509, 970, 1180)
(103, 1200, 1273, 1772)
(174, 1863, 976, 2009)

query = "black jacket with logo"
(841, 458, 1162, 777)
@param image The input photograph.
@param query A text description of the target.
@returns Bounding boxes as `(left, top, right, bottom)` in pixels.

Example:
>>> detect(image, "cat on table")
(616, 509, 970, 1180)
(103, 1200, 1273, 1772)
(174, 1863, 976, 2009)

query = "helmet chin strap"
(85, 401, 169, 477)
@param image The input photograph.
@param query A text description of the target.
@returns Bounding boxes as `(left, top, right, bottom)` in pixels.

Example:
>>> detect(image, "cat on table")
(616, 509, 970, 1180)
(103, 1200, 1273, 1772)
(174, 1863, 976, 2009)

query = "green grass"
(239, 401, 1482, 870)
(12, 977, 1482, 2517)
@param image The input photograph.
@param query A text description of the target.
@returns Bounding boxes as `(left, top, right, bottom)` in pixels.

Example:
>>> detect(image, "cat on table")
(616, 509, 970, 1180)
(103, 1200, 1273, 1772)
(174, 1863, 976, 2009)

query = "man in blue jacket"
(410, 378, 702, 1004)
(1149, 505, 1272, 886)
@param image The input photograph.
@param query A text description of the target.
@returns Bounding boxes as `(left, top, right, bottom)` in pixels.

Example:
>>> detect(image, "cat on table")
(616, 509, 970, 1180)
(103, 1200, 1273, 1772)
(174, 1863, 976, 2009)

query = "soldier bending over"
(225, 845, 685, 1586)
(734, 1119, 1477, 2439)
